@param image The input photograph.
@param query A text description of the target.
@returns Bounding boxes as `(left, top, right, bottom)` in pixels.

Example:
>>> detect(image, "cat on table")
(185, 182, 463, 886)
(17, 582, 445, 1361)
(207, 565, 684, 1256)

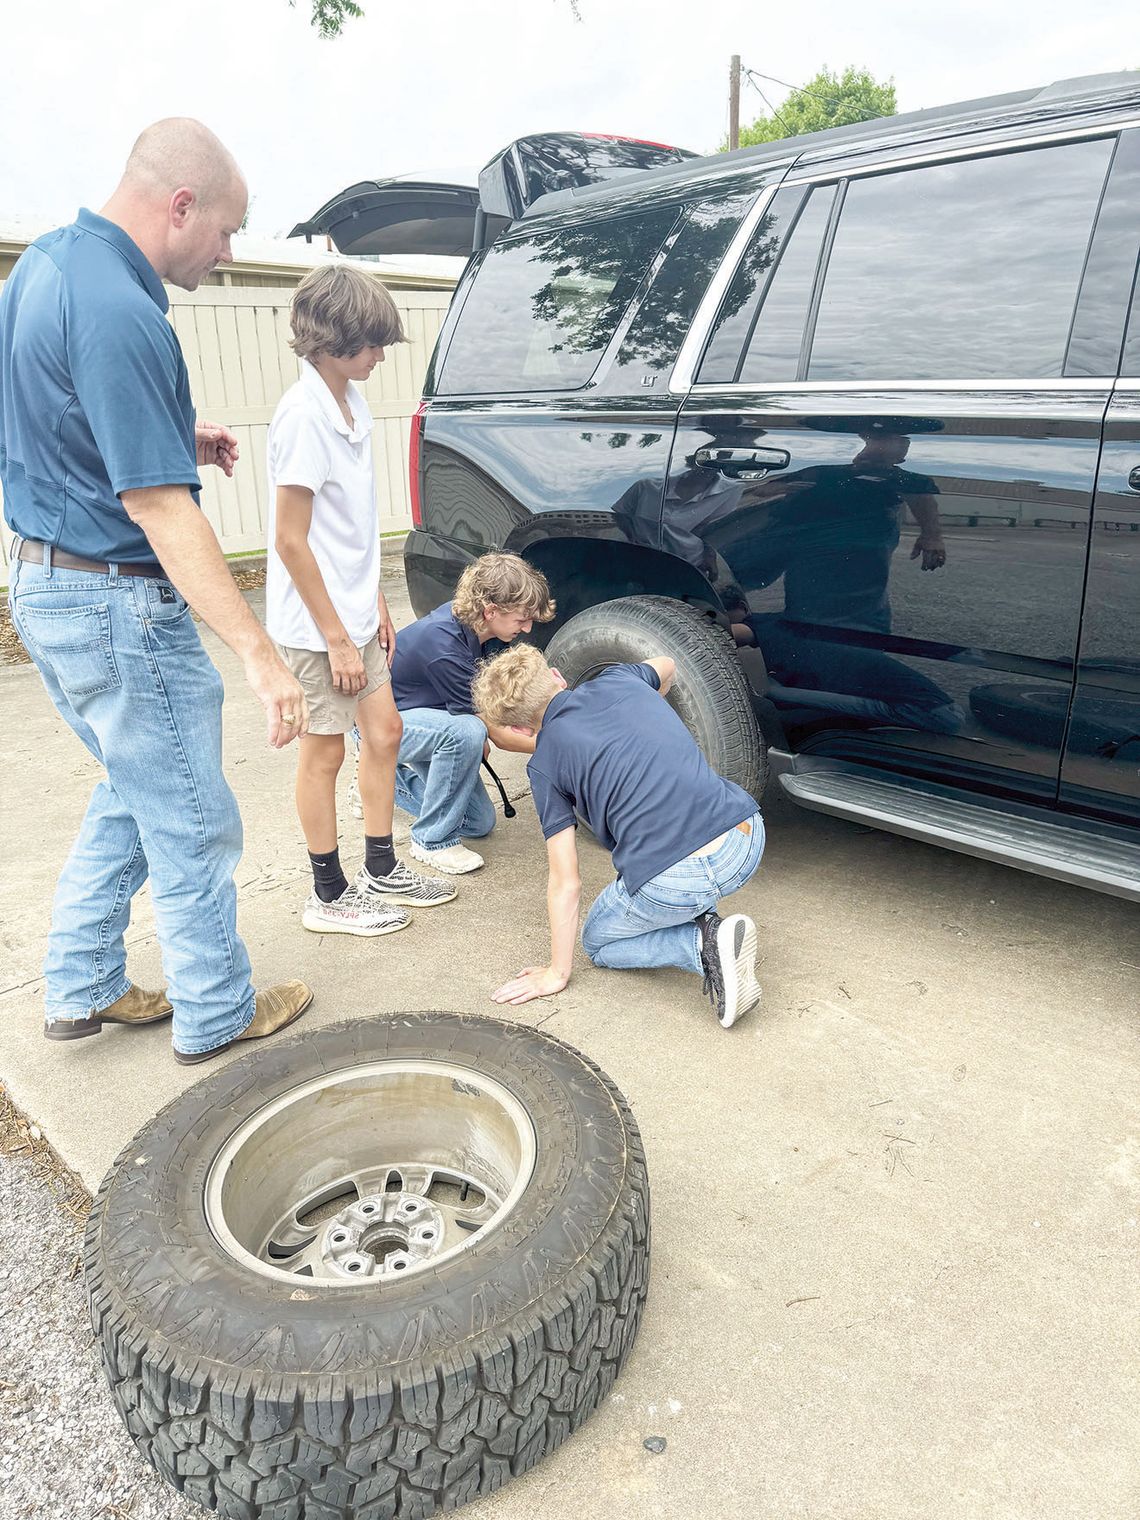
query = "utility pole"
(729, 54, 741, 150)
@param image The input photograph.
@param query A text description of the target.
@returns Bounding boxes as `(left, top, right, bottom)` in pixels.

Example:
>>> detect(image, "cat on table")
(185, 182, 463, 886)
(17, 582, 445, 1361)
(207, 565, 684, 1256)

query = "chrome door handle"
(695, 446, 791, 479)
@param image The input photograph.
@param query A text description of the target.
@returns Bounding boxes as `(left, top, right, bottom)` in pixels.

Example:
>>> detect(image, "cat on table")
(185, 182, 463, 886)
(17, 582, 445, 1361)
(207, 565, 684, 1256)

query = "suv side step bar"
(777, 760, 1140, 901)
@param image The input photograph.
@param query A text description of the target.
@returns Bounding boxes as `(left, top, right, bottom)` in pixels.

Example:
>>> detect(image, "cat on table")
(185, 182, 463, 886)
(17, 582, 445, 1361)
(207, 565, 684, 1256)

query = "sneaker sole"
(409, 848, 484, 876)
(301, 911, 411, 937)
(717, 914, 760, 1029)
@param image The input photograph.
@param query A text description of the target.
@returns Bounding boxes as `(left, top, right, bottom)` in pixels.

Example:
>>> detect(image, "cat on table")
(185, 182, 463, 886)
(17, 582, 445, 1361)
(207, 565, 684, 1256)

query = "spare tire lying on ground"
(84, 1013, 650, 1519)
(545, 594, 768, 799)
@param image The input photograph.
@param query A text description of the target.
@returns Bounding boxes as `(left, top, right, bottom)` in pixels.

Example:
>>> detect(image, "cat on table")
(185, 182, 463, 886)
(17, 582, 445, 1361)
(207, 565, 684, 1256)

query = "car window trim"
(795, 180, 846, 381)
(682, 376, 1115, 393)
(670, 184, 782, 393)
(1060, 134, 1121, 374)
(672, 117, 1138, 395)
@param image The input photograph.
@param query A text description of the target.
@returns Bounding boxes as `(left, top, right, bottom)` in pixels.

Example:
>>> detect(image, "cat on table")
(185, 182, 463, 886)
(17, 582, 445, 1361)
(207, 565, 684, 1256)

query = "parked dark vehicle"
(295, 85, 1140, 901)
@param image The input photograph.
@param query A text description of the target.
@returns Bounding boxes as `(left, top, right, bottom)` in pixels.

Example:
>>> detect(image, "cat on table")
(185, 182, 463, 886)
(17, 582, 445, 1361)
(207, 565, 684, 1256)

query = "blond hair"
(452, 553, 556, 629)
(473, 644, 561, 730)
(289, 265, 405, 361)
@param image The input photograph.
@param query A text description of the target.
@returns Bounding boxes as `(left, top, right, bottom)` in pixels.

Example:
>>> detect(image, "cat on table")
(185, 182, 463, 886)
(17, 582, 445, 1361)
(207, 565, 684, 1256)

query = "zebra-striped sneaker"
(354, 860, 458, 908)
(302, 889, 410, 937)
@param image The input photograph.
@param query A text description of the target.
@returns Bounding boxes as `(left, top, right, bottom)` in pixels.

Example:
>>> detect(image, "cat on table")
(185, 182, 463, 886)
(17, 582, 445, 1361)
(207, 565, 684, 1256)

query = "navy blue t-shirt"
(528, 663, 757, 896)
(391, 602, 482, 714)
(0, 209, 201, 563)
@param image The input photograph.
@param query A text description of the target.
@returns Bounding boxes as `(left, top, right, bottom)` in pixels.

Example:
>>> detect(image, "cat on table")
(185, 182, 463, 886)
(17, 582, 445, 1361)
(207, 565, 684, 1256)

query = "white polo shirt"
(265, 360, 380, 651)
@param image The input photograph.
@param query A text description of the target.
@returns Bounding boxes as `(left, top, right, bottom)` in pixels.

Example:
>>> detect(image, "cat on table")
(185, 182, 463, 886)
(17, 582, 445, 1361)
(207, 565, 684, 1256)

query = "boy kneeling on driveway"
(473, 645, 765, 1028)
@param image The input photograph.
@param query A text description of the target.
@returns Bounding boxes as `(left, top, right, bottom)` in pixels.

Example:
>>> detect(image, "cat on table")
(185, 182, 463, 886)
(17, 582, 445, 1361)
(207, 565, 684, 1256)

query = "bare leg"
(355, 682, 403, 838)
(295, 733, 345, 854)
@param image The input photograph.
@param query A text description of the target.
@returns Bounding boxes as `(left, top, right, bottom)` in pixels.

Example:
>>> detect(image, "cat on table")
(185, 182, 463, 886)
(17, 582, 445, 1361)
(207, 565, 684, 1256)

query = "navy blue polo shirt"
(391, 601, 483, 714)
(0, 208, 200, 563)
(528, 662, 757, 896)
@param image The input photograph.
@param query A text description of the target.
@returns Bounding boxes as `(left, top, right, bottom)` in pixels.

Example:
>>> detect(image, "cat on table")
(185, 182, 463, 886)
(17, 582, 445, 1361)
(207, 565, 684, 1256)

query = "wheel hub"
(322, 1191, 447, 1279)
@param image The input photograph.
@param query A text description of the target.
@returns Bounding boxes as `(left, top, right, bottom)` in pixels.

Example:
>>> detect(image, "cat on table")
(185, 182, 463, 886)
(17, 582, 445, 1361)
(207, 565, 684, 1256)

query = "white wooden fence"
(1, 281, 454, 586)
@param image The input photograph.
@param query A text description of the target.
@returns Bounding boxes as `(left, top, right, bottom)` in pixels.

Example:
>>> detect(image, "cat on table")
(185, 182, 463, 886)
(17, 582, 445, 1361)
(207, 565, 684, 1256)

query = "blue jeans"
(581, 813, 765, 975)
(393, 708, 497, 850)
(9, 555, 255, 1055)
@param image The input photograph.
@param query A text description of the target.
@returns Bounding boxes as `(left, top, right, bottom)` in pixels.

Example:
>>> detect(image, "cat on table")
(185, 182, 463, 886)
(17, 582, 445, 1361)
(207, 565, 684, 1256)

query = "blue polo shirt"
(0, 208, 200, 563)
(527, 662, 757, 896)
(391, 602, 483, 714)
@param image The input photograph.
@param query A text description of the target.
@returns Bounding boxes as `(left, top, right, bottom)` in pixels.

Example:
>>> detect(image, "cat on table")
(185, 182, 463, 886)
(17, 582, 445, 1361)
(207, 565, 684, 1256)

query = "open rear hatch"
(291, 132, 698, 256)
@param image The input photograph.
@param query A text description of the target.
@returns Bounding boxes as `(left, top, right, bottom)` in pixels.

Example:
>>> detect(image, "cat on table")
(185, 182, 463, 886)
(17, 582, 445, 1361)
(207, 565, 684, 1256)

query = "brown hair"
(289, 265, 405, 360)
(472, 644, 561, 730)
(451, 553, 556, 629)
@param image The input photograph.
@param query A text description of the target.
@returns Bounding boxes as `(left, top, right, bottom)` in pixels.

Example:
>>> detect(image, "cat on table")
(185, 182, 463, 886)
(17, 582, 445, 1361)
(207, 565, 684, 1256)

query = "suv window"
(738, 185, 835, 383)
(808, 137, 1115, 382)
(438, 210, 679, 394)
(696, 185, 808, 383)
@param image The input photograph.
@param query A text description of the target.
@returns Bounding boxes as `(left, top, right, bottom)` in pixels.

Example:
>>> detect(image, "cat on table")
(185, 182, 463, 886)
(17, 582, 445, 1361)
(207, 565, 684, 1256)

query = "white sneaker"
(354, 860, 457, 907)
(699, 912, 761, 1029)
(409, 840, 485, 875)
(302, 888, 410, 937)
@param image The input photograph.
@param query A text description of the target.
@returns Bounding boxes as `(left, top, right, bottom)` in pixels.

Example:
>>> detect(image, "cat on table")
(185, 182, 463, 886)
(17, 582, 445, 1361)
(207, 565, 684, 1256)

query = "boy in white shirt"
(266, 266, 454, 934)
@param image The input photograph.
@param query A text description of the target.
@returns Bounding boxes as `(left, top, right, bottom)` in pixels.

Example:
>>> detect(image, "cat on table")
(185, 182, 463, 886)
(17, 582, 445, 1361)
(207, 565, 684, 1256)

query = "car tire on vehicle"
(85, 1013, 650, 1520)
(545, 594, 768, 798)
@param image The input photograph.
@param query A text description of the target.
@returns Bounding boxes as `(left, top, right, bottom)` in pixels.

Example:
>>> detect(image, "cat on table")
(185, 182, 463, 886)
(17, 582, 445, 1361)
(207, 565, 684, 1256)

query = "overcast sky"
(3, 0, 1135, 239)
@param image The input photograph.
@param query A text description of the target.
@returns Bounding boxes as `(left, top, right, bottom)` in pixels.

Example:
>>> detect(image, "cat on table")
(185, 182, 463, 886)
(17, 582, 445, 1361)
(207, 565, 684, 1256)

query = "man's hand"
(243, 646, 310, 748)
(491, 966, 569, 1006)
(328, 635, 367, 695)
(195, 422, 239, 478)
(910, 532, 947, 571)
(377, 591, 396, 661)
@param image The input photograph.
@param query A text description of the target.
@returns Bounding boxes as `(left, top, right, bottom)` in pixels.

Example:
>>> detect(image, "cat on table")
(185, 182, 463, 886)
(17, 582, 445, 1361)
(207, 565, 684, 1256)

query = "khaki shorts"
(275, 635, 390, 735)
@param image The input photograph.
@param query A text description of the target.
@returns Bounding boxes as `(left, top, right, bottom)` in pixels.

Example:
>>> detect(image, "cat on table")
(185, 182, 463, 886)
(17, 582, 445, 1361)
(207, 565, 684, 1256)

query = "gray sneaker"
(302, 888, 410, 937)
(354, 860, 457, 907)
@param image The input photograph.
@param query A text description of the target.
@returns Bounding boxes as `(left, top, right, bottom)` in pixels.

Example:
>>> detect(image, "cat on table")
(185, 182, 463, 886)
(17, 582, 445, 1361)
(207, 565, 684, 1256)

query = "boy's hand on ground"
(491, 966, 569, 1006)
(328, 638, 367, 695)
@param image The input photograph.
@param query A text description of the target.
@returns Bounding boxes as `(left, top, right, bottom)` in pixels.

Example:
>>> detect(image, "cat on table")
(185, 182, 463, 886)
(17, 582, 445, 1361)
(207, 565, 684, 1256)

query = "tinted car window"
(438, 210, 678, 394)
(739, 186, 835, 383)
(807, 137, 1115, 382)
(697, 186, 806, 383)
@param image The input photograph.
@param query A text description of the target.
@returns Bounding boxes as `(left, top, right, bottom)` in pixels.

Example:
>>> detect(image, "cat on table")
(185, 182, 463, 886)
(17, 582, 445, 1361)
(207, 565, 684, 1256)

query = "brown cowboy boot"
(44, 984, 173, 1042)
(173, 981, 313, 1066)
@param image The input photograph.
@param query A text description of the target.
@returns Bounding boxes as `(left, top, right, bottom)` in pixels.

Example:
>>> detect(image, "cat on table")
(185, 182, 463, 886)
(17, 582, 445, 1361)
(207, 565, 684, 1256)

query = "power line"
(741, 65, 887, 125)
(741, 70, 794, 136)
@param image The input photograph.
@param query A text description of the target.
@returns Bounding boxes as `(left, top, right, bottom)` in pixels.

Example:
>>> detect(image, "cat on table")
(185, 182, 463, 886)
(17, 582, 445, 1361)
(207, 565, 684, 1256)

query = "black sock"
(309, 847, 348, 903)
(365, 833, 396, 878)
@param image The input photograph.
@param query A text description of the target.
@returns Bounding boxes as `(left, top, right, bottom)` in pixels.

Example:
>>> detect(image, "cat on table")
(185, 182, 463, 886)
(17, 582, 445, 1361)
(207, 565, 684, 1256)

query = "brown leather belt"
(17, 540, 166, 580)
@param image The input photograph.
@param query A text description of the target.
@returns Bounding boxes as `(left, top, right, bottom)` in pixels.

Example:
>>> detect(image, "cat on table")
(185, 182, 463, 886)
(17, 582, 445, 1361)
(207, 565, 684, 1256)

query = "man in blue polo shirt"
(0, 118, 312, 1063)
(473, 644, 765, 1028)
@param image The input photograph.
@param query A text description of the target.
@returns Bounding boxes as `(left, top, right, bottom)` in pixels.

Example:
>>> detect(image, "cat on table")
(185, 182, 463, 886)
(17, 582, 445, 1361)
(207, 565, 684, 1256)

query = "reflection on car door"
(670, 131, 1125, 802)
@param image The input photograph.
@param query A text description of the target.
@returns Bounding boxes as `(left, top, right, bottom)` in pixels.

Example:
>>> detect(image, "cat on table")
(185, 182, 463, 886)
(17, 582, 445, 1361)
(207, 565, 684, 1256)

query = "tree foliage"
(293, 0, 364, 40)
(734, 66, 896, 148)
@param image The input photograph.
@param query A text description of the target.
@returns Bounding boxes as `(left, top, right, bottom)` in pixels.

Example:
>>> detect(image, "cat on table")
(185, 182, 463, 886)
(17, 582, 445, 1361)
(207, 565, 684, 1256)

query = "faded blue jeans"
(581, 812, 765, 974)
(393, 707, 497, 850)
(9, 553, 255, 1055)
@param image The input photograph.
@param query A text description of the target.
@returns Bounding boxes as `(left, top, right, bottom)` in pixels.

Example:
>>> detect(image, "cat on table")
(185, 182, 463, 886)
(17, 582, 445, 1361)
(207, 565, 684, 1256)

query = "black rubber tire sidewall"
(545, 595, 767, 798)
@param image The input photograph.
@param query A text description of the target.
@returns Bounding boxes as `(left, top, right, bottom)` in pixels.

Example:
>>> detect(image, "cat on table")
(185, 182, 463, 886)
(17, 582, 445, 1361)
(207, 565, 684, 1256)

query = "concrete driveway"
(1, 555, 1137, 1520)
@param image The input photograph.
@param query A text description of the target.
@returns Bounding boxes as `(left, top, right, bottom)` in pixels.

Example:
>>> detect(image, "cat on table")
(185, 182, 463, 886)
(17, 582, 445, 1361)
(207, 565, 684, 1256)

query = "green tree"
(733, 65, 896, 148)
(293, 0, 363, 40)
(295, 0, 581, 40)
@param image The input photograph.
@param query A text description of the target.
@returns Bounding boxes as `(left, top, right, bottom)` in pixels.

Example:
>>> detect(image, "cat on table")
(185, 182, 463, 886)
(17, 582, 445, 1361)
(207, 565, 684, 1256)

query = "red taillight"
(408, 400, 428, 528)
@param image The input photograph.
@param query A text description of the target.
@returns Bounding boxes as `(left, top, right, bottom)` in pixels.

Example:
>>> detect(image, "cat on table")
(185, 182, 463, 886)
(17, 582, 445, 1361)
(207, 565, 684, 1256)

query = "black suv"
(295, 76, 1140, 901)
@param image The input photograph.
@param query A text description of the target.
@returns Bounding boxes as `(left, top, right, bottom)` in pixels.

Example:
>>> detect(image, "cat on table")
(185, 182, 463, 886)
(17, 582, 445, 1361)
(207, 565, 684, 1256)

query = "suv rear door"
(668, 122, 1129, 803)
(1059, 128, 1140, 825)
